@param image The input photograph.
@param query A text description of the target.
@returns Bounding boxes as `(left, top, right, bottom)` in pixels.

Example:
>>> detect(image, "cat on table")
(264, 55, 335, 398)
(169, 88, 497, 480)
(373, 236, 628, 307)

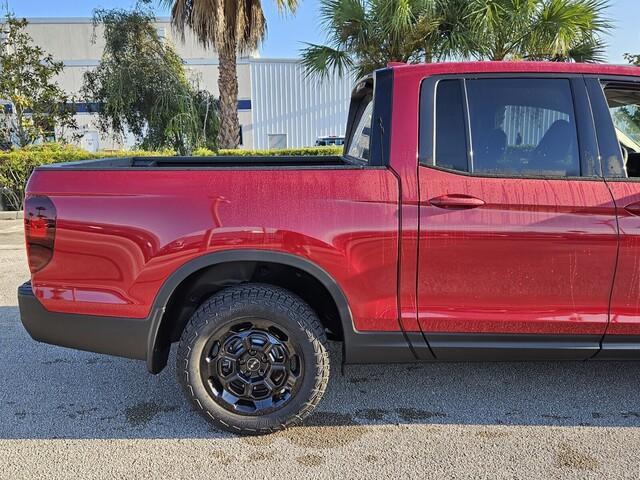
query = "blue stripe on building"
(73, 102, 101, 113)
(237, 99, 251, 111)
(2, 100, 252, 115)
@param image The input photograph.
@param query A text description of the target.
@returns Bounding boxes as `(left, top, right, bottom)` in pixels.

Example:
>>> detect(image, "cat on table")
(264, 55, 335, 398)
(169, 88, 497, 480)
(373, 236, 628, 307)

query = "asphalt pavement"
(1, 218, 640, 479)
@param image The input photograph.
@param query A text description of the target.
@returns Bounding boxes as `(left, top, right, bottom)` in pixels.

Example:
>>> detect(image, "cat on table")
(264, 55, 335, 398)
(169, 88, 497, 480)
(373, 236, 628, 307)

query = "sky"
(4, 0, 640, 63)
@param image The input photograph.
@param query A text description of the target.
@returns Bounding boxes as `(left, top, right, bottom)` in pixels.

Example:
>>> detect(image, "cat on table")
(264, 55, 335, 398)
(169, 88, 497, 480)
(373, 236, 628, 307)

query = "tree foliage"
(301, 0, 473, 78)
(625, 53, 640, 67)
(82, 7, 218, 154)
(467, 0, 610, 61)
(301, 0, 611, 78)
(0, 16, 77, 148)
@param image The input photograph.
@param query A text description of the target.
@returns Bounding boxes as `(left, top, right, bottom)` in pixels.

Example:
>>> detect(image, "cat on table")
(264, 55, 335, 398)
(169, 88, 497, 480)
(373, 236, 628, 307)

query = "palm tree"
(166, 0, 298, 149)
(301, 0, 474, 79)
(467, 0, 611, 62)
(302, 0, 611, 79)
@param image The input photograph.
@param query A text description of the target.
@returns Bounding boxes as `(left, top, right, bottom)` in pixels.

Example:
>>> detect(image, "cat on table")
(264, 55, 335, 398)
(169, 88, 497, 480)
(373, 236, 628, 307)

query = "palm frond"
(529, 0, 611, 61)
(300, 43, 354, 78)
(273, 0, 299, 13)
(566, 34, 608, 62)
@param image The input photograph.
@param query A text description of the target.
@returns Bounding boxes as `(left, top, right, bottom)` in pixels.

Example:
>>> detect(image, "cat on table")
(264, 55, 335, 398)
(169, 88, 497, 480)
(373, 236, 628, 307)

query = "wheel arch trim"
(146, 249, 356, 373)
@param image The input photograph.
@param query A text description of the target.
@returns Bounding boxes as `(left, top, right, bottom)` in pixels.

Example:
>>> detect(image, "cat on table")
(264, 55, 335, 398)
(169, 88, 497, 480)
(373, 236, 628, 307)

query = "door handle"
(429, 194, 485, 209)
(624, 201, 640, 216)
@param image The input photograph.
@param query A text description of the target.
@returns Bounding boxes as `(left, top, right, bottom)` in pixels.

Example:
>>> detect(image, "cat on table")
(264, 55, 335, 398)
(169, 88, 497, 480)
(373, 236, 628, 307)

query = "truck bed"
(37, 155, 356, 170)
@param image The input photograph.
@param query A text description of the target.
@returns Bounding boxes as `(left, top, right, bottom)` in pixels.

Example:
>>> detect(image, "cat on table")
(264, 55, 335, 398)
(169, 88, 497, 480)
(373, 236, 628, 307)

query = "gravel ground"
(1, 218, 640, 479)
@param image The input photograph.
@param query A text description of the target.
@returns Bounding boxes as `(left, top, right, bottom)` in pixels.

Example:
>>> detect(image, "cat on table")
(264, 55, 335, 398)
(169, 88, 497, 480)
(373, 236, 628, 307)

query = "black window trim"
(419, 73, 603, 181)
(343, 68, 394, 167)
(461, 79, 475, 173)
(588, 76, 640, 183)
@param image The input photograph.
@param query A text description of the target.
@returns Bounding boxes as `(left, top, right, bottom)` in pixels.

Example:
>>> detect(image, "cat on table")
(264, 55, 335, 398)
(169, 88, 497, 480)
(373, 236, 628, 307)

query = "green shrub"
(194, 146, 342, 157)
(0, 143, 344, 210)
(0, 144, 90, 210)
(0, 144, 171, 210)
(219, 146, 343, 156)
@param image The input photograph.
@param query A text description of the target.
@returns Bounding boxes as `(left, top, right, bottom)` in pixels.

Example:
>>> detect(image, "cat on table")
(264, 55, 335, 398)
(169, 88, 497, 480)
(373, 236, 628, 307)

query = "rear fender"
(146, 250, 353, 372)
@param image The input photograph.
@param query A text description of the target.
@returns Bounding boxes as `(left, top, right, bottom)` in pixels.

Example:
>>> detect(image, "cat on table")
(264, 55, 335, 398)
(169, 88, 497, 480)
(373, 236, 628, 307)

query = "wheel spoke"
(242, 380, 253, 397)
(285, 374, 297, 390)
(220, 388, 241, 407)
(253, 398, 274, 411)
(204, 356, 217, 378)
(242, 335, 253, 352)
(268, 364, 287, 388)
(263, 376, 277, 393)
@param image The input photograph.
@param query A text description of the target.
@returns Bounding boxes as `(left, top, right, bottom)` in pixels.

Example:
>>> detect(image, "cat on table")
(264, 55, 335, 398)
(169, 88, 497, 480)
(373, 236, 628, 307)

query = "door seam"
(597, 176, 621, 358)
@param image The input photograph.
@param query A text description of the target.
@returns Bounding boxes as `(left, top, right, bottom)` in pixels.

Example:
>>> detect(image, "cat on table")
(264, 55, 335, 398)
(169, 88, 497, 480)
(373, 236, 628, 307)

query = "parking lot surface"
(1, 218, 640, 479)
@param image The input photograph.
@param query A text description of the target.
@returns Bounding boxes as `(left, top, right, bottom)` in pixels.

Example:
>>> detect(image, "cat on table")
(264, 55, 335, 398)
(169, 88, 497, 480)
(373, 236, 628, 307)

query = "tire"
(176, 283, 330, 435)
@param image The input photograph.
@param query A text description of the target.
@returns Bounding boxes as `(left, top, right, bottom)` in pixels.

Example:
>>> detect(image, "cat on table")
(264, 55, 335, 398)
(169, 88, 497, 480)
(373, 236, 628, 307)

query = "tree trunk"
(217, 42, 241, 149)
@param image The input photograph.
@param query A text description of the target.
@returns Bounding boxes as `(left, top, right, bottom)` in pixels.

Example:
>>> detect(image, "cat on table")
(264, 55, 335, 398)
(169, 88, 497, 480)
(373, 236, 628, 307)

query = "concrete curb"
(0, 211, 23, 220)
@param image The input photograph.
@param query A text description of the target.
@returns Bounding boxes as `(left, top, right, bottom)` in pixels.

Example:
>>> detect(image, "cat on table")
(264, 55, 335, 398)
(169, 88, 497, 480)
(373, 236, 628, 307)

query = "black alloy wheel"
(199, 319, 303, 415)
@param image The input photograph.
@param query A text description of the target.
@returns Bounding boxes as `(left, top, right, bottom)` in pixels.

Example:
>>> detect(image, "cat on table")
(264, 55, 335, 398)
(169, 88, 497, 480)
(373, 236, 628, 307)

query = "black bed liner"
(35, 155, 363, 170)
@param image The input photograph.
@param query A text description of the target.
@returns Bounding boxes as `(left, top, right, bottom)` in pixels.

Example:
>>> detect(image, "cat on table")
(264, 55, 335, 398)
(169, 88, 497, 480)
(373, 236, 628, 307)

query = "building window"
(267, 133, 287, 149)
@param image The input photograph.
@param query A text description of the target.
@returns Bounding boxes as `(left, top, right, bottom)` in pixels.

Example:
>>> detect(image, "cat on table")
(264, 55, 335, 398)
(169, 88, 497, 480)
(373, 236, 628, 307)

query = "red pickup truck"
(18, 61, 640, 434)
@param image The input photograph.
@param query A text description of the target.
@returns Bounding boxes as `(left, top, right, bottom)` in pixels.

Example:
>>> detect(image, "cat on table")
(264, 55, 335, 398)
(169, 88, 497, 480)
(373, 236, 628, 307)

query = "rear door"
(587, 77, 640, 358)
(416, 75, 618, 359)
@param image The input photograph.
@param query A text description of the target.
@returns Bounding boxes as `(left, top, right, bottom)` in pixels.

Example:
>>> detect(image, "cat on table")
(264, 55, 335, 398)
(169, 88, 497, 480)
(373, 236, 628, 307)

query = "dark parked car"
(315, 135, 344, 146)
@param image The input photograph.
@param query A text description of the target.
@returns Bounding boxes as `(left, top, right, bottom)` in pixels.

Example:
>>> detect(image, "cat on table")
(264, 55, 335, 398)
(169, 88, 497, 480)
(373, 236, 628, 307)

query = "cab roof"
(386, 61, 640, 78)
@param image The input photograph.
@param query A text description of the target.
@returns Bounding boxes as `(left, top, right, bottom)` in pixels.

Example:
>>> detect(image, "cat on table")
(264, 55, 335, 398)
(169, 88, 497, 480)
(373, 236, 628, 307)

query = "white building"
(23, 17, 356, 150)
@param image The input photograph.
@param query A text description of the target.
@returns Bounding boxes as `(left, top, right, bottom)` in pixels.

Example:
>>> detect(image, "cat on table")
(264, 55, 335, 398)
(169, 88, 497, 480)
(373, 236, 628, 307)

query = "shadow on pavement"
(2, 305, 640, 440)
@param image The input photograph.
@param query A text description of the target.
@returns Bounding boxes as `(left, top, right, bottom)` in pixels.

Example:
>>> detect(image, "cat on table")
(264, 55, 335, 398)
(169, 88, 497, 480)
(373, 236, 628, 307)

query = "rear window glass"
(347, 99, 373, 162)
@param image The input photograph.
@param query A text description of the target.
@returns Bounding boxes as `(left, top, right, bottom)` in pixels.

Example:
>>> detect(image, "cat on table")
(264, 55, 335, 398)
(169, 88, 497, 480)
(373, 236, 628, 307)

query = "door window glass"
(466, 79, 580, 176)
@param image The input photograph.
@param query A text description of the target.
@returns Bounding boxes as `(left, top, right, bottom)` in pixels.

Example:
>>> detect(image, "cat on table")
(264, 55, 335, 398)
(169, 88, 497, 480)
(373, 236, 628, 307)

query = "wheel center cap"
(246, 357, 261, 372)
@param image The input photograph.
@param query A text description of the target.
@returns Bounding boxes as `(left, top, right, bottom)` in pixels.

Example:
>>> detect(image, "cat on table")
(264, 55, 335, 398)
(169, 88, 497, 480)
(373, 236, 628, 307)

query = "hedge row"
(0, 143, 343, 210)
(195, 146, 342, 157)
(0, 143, 342, 163)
